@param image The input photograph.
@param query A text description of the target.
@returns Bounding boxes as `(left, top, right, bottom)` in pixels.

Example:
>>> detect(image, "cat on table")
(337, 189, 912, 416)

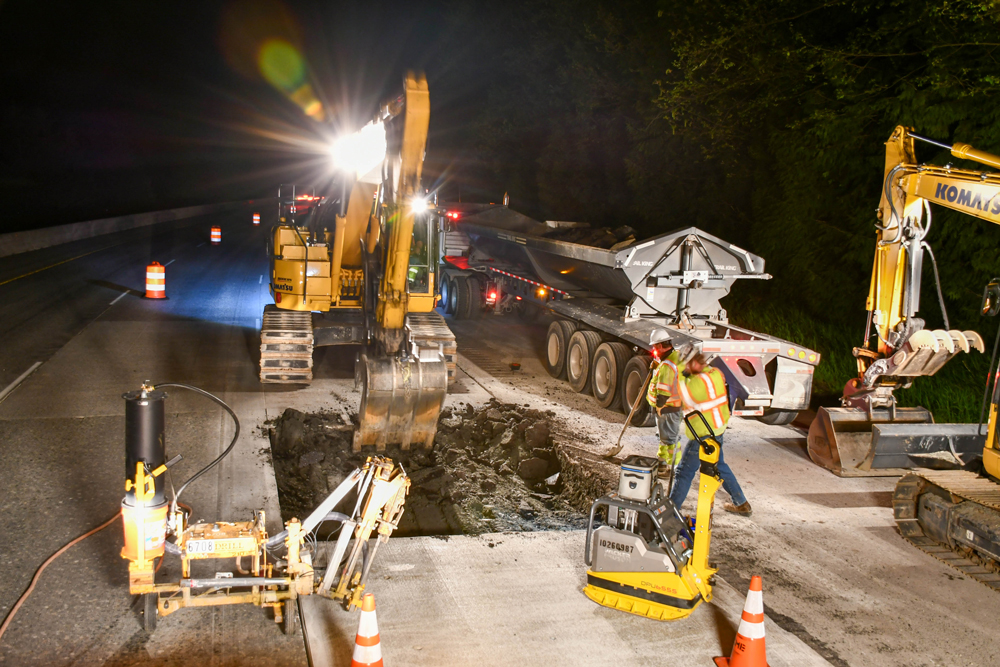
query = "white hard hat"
(676, 343, 697, 364)
(649, 329, 672, 346)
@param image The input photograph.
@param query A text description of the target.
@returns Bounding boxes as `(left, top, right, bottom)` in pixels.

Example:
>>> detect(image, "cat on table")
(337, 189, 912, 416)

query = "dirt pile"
(266, 399, 586, 536)
(541, 224, 636, 250)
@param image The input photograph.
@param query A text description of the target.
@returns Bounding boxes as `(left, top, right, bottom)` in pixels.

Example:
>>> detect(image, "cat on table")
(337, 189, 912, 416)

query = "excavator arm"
(856, 126, 993, 397)
(809, 126, 1000, 475)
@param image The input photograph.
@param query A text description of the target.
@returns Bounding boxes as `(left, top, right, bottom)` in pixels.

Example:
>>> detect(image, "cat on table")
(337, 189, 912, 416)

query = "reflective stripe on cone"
(145, 262, 165, 299)
(210, 227, 222, 244)
(351, 593, 383, 667)
(714, 575, 769, 667)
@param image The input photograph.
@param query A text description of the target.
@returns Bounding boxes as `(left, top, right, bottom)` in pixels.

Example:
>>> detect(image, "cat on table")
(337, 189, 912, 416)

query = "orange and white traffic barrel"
(145, 262, 166, 299)
(210, 227, 222, 245)
(252, 212, 260, 226)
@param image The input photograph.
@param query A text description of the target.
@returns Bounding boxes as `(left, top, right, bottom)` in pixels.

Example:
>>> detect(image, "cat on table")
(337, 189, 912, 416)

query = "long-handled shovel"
(603, 364, 656, 460)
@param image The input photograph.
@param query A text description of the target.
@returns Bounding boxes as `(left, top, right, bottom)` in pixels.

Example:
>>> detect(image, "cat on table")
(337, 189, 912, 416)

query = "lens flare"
(411, 197, 429, 213)
(331, 122, 386, 175)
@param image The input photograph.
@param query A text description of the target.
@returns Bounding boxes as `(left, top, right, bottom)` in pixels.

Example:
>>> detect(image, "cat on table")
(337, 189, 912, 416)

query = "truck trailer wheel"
(567, 330, 602, 393)
(592, 342, 631, 410)
(620, 356, 655, 426)
(757, 408, 799, 426)
(544, 320, 577, 378)
(440, 276, 453, 314)
(447, 277, 460, 315)
(454, 276, 476, 319)
(466, 277, 483, 319)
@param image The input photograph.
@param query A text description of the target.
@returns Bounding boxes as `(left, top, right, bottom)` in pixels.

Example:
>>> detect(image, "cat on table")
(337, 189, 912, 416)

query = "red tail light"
(275, 292, 282, 304)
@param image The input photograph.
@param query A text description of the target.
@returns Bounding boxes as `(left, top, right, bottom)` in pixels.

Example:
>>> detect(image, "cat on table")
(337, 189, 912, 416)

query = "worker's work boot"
(657, 458, 672, 480)
(723, 501, 752, 516)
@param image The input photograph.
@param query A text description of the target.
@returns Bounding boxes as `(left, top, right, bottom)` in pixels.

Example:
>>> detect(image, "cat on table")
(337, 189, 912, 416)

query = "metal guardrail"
(0, 199, 273, 258)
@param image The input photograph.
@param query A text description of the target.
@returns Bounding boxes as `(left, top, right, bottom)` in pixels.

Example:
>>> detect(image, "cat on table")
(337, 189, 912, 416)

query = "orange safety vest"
(646, 350, 683, 408)
(679, 365, 730, 438)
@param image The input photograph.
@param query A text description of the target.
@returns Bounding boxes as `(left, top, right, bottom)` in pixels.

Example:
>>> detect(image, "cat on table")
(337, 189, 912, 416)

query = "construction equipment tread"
(406, 312, 457, 384)
(894, 471, 1000, 591)
(260, 306, 314, 384)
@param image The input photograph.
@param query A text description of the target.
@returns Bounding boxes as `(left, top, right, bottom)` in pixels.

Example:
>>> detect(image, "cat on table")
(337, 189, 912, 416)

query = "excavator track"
(893, 470, 1000, 591)
(406, 311, 457, 384)
(260, 305, 314, 383)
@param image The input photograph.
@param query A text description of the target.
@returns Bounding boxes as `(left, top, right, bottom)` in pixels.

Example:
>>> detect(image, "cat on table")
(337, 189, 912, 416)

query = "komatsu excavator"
(259, 72, 455, 450)
(808, 125, 998, 476)
(808, 126, 1000, 586)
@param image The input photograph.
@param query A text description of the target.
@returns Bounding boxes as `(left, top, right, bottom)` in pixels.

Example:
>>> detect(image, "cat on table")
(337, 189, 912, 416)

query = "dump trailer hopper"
(439, 204, 820, 423)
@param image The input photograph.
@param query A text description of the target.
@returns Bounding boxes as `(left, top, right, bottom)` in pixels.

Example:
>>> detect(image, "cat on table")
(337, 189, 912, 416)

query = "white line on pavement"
(256, 319, 260, 329)
(259, 275, 263, 284)
(110, 292, 127, 305)
(165, 259, 176, 266)
(0, 361, 43, 404)
(197, 242, 205, 248)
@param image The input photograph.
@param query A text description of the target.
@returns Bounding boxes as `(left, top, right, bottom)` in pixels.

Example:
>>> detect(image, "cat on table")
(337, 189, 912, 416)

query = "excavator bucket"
(353, 353, 447, 451)
(807, 407, 986, 476)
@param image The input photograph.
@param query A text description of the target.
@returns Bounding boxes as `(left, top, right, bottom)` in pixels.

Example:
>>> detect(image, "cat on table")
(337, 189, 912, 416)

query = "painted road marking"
(197, 242, 205, 248)
(0, 361, 43, 404)
(255, 319, 260, 329)
(0, 242, 125, 287)
(165, 259, 176, 266)
(110, 292, 128, 305)
(259, 275, 263, 284)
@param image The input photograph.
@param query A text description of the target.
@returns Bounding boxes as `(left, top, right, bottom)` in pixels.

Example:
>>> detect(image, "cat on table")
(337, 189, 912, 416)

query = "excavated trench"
(266, 399, 615, 537)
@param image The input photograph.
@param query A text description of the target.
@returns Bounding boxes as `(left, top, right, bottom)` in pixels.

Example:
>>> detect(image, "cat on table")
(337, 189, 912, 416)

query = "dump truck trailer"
(436, 203, 820, 426)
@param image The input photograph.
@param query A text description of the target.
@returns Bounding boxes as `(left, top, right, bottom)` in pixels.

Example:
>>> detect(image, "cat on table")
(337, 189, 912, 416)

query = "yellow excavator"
(806, 126, 1000, 587)
(808, 125, 997, 476)
(259, 72, 455, 450)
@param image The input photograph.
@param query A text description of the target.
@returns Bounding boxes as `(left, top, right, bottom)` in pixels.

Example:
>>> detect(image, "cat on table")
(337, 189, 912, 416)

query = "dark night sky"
(0, 0, 491, 233)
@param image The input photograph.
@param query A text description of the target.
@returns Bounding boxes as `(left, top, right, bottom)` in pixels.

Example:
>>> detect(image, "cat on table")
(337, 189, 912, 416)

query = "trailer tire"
(517, 302, 541, 322)
(454, 276, 474, 319)
(544, 320, 577, 378)
(466, 277, 483, 319)
(592, 342, 631, 410)
(758, 409, 799, 426)
(448, 277, 460, 315)
(567, 330, 602, 393)
(440, 276, 453, 314)
(620, 356, 655, 426)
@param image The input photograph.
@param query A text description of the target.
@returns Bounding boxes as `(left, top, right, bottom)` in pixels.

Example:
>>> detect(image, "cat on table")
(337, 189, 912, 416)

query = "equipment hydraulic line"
(119, 382, 409, 632)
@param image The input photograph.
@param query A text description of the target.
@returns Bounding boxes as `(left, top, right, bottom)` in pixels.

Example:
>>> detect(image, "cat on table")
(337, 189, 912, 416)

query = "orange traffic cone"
(252, 212, 260, 226)
(714, 576, 769, 667)
(351, 593, 383, 667)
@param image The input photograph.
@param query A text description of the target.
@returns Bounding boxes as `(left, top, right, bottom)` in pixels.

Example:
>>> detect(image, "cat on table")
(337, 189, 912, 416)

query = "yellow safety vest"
(679, 366, 730, 438)
(646, 350, 684, 408)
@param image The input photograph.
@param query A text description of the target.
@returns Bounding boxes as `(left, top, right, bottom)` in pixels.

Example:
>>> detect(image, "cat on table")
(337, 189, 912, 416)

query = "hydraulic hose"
(921, 241, 950, 331)
(153, 383, 240, 504)
(266, 512, 352, 549)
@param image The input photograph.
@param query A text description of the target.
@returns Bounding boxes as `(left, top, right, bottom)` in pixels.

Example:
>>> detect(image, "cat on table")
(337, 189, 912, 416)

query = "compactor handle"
(683, 411, 719, 455)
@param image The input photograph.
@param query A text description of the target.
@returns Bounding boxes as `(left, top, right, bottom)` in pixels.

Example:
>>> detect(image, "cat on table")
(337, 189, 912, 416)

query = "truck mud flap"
(353, 353, 447, 451)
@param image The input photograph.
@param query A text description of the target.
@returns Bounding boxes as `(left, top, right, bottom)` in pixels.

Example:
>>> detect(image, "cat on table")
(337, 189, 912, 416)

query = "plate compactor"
(584, 413, 724, 621)
(119, 383, 409, 633)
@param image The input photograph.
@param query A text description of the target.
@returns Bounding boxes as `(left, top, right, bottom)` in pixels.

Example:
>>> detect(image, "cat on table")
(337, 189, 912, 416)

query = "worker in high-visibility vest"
(645, 331, 694, 477)
(667, 351, 752, 516)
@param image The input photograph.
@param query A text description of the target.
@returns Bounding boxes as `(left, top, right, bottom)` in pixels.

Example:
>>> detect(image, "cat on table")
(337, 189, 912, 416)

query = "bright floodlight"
(411, 197, 429, 213)
(331, 121, 386, 175)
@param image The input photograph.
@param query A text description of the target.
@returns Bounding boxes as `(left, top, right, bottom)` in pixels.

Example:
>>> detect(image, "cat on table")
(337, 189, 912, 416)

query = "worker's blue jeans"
(667, 433, 748, 509)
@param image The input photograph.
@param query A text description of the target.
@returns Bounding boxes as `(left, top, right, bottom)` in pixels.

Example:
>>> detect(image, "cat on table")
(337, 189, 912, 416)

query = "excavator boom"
(809, 126, 998, 475)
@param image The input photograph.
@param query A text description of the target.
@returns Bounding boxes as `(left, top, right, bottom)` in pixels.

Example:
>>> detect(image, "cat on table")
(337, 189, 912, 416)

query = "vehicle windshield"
(408, 216, 430, 293)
